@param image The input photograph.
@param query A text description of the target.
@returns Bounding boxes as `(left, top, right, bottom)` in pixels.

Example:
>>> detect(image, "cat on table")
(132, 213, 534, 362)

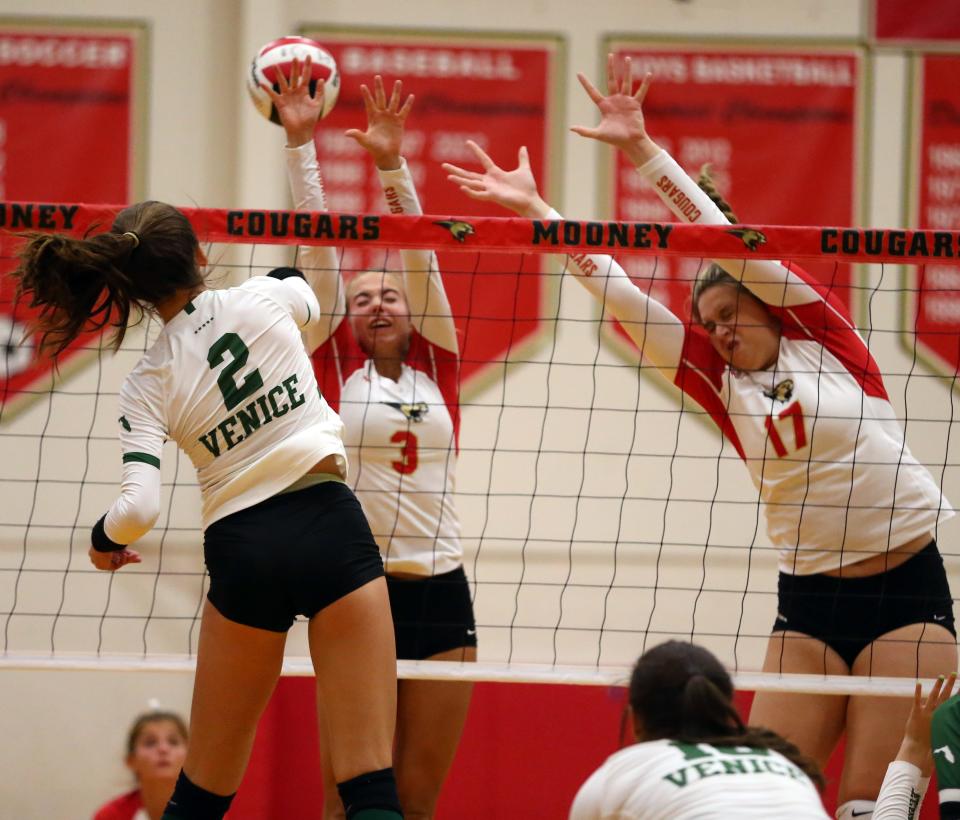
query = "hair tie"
(122, 231, 140, 248)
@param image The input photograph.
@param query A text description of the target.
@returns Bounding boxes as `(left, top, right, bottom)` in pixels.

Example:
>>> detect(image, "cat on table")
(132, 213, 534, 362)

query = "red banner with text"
(300, 29, 562, 387)
(908, 54, 960, 380)
(0, 24, 142, 419)
(603, 42, 863, 362)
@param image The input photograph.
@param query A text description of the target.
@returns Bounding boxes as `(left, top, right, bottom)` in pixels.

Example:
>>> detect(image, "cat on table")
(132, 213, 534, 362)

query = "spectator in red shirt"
(93, 710, 188, 820)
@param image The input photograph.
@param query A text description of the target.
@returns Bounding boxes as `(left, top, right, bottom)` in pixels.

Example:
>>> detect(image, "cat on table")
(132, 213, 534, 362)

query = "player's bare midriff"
(822, 531, 934, 578)
(306, 453, 347, 480)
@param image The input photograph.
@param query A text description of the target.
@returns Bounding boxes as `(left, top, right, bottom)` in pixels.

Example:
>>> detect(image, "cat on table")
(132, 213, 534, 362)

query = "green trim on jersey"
(122, 451, 161, 468)
(934, 696, 960, 790)
(183, 301, 196, 315)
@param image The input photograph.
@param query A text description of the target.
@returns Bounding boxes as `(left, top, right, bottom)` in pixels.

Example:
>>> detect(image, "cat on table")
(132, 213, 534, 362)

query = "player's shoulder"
(237, 273, 308, 302)
(122, 339, 170, 403)
(597, 739, 670, 774)
(92, 789, 142, 820)
(342, 359, 373, 390)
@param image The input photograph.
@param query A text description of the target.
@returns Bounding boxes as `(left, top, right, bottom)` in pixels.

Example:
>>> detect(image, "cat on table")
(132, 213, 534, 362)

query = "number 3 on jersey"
(391, 431, 419, 475)
(764, 401, 807, 457)
(207, 333, 264, 411)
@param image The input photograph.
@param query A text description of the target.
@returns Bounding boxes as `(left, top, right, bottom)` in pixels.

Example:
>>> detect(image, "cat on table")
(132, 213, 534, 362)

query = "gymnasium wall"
(0, 1, 955, 818)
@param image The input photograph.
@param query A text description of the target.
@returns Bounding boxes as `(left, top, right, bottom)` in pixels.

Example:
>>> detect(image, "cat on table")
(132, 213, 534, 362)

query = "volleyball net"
(2, 202, 959, 696)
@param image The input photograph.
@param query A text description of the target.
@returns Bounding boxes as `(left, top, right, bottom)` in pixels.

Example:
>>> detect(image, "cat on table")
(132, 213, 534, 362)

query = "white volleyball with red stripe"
(247, 36, 340, 124)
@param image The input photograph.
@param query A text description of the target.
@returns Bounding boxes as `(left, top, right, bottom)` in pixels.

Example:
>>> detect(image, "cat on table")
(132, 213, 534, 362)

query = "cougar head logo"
(727, 228, 767, 251)
(434, 220, 475, 242)
(763, 379, 794, 403)
(385, 402, 430, 422)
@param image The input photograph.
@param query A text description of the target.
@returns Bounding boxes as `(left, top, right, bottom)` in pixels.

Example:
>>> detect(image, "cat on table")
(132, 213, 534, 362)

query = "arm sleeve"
(377, 158, 458, 353)
(284, 140, 346, 351)
(243, 273, 321, 330)
(634, 148, 823, 309)
(872, 761, 927, 820)
(546, 208, 685, 379)
(98, 377, 166, 547)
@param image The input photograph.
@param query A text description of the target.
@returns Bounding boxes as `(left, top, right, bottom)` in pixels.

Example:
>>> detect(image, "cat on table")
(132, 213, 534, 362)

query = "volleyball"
(247, 36, 340, 124)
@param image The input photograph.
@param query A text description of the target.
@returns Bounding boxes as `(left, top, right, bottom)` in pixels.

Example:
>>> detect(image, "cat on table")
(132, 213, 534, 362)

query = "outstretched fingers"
(388, 79, 403, 112)
(373, 74, 387, 108)
(570, 124, 602, 140)
(932, 672, 958, 709)
(465, 139, 495, 170)
(456, 184, 491, 203)
(620, 56, 633, 95)
(606, 52, 617, 94)
(441, 161, 483, 181)
(635, 71, 652, 104)
(358, 83, 376, 119)
(577, 71, 605, 106)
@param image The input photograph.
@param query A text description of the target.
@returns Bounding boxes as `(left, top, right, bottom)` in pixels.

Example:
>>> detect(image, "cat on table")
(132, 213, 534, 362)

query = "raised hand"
(345, 75, 413, 171)
(262, 55, 326, 148)
(898, 673, 958, 774)
(442, 141, 549, 218)
(571, 53, 659, 166)
(88, 544, 142, 572)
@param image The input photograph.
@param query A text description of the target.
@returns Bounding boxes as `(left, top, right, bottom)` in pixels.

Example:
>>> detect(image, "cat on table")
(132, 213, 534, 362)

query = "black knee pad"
(336, 767, 403, 818)
(162, 771, 235, 820)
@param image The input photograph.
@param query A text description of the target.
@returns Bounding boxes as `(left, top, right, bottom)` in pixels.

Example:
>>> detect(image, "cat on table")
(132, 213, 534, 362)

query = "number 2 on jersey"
(391, 431, 419, 475)
(764, 401, 807, 457)
(207, 333, 264, 411)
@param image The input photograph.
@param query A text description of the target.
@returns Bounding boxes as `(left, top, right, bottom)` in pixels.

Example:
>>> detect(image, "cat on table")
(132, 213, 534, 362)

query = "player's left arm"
(634, 148, 825, 310)
(89, 375, 167, 571)
(571, 54, 825, 311)
(380, 162, 457, 353)
(347, 75, 458, 354)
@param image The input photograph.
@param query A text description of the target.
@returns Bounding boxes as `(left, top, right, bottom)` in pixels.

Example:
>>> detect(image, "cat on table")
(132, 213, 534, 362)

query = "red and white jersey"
(286, 142, 462, 575)
(323, 324, 461, 574)
(93, 790, 148, 820)
(562, 148, 951, 575)
(674, 280, 948, 574)
(569, 739, 829, 819)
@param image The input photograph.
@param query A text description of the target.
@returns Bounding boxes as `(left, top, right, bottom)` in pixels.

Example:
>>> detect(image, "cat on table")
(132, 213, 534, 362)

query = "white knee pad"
(835, 800, 875, 820)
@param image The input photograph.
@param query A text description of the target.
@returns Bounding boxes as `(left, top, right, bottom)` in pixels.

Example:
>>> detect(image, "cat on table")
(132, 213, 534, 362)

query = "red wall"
(228, 678, 935, 819)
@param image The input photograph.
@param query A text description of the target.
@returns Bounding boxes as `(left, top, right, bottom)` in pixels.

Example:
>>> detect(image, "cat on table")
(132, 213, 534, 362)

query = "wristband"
(267, 266, 305, 281)
(91, 514, 126, 553)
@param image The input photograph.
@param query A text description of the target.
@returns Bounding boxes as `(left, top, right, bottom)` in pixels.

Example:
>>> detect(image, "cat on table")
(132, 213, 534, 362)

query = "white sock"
(835, 800, 875, 820)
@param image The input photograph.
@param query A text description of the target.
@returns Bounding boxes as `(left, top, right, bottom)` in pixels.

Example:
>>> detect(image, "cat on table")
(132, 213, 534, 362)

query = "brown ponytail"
(689, 165, 748, 325)
(697, 164, 739, 224)
(13, 201, 203, 356)
(629, 641, 825, 789)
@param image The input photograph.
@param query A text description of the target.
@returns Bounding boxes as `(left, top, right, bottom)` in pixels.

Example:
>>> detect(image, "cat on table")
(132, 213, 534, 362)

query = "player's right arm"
(266, 55, 346, 353)
(443, 140, 685, 380)
(88, 371, 167, 571)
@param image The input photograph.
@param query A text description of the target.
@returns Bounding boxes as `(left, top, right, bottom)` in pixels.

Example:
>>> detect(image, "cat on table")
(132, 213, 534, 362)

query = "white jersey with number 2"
(104, 274, 346, 544)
